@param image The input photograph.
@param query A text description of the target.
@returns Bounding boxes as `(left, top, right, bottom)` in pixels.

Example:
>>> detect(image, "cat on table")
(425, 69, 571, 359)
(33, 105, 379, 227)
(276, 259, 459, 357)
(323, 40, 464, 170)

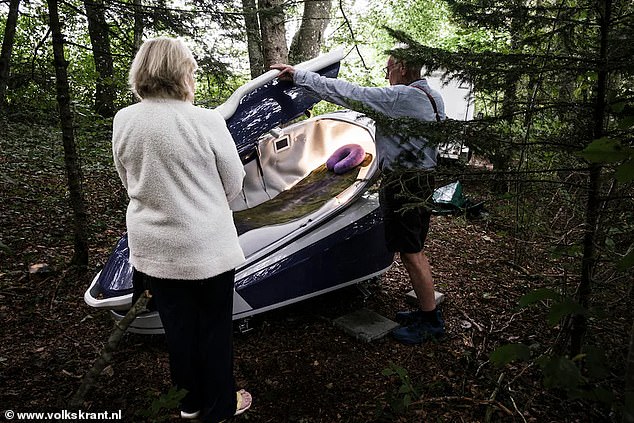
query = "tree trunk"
(242, 0, 264, 78)
(133, 0, 144, 52)
(288, 0, 332, 64)
(258, 0, 288, 67)
(0, 0, 21, 113)
(489, 74, 516, 195)
(492, 8, 521, 195)
(84, 0, 116, 117)
(47, 0, 89, 267)
(569, 0, 611, 357)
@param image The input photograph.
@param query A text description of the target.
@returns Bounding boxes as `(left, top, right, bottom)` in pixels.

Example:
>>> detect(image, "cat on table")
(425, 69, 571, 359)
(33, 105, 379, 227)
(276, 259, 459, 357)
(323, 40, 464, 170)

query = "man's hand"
(270, 64, 295, 81)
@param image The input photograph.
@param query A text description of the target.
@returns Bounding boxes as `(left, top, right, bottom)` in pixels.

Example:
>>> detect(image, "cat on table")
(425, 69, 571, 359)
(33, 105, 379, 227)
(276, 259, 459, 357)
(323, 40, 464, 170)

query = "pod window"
(274, 136, 291, 153)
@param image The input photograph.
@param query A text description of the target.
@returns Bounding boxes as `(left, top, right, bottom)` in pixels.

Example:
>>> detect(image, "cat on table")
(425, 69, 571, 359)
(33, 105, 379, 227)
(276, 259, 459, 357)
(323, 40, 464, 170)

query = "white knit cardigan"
(112, 98, 246, 280)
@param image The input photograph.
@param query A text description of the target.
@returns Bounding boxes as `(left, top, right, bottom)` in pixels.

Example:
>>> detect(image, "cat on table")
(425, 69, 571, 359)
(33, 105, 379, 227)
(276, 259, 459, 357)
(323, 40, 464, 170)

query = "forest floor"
(0, 119, 629, 422)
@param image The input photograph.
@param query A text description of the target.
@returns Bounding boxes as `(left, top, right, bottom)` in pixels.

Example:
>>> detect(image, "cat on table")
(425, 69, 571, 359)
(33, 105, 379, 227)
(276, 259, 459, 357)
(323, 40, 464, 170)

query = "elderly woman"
(112, 37, 251, 421)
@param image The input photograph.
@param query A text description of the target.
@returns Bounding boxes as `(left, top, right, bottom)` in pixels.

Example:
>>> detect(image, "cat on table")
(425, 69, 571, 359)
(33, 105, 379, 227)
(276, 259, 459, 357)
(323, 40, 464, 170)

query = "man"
(271, 49, 446, 345)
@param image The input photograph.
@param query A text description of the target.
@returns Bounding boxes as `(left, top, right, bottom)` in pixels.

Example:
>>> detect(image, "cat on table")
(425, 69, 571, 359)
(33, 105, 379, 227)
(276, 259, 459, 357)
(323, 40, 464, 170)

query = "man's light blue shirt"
(293, 69, 445, 170)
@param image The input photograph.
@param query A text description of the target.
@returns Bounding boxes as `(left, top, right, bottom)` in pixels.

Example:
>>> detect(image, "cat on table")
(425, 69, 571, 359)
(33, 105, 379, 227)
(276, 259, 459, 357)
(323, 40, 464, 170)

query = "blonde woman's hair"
(129, 37, 198, 101)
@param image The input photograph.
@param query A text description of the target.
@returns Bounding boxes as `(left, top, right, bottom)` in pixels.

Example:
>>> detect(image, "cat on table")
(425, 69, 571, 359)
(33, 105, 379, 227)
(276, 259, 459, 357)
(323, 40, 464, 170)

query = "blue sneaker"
(396, 308, 443, 324)
(395, 309, 424, 324)
(392, 319, 445, 345)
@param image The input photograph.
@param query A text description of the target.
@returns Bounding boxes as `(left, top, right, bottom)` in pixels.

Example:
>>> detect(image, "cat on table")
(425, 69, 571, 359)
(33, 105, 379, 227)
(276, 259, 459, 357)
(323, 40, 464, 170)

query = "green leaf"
(615, 159, 634, 183)
(547, 300, 586, 326)
(618, 115, 634, 129)
(519, 288, 560, 308)
(611, 101, 626, 113)
(382, 368, 395, 376)
(617, 248, 634, 271)
(403, 393, 412, 408)
(489, 343, 531, 367)
(0, 241, 11, 255)
(578, 138, 630, 163)
(589, 387, 616, 406)
(583, 346, 609, 379)
(538, 355, 585, 390)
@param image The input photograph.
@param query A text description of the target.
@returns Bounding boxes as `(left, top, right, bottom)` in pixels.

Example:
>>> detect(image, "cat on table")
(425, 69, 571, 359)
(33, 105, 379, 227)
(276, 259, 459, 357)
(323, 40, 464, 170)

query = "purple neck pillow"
(326, 144, 366, 174)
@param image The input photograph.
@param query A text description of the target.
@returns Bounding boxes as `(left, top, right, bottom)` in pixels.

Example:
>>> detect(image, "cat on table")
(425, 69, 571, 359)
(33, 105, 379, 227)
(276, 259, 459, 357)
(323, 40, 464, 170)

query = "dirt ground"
(0, 121, 628, 422)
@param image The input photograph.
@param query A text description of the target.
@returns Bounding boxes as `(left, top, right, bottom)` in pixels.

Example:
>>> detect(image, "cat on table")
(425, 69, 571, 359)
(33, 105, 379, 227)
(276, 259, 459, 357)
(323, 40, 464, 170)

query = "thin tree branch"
(338, 0, 367, 69)
(70, 290, 152, 407)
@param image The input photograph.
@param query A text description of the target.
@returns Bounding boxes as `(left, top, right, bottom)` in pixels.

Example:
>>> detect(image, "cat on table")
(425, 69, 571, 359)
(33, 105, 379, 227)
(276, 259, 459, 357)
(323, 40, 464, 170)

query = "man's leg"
(392, 250, 444, 344)
(400, 250, 436, 312)
(381, 170, 445, 343)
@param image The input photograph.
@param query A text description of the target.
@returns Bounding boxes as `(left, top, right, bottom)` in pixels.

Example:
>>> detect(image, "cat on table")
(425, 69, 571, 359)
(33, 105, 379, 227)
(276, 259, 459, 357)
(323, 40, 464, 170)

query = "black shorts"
(379, 170, 435, 254)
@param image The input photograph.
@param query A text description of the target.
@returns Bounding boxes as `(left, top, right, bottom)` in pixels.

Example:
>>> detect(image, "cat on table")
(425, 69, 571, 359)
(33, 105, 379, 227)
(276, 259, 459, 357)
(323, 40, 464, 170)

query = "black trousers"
(134, 269, 237, 423)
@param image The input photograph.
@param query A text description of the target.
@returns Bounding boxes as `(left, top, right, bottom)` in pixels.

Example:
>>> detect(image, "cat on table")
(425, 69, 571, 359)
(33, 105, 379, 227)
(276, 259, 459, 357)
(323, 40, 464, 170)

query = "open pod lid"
(216, 49, 345, 162)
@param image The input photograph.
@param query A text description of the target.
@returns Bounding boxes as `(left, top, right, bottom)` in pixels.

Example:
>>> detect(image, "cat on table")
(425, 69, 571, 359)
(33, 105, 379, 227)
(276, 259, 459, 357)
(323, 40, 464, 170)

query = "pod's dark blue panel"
(234, 208, 394, 309)
(226, 63, 340, 162)
(97, 234, 133, 297)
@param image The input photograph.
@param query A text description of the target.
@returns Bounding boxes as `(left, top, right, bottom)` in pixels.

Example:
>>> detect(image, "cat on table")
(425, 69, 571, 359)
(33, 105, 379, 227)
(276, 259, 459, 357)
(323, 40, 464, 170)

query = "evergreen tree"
(386, 0, 633, 415)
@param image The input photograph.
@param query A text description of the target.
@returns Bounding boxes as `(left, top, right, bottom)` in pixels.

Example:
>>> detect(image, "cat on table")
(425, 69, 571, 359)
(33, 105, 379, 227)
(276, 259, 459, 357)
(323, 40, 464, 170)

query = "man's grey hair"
(389, 43, 422, 72)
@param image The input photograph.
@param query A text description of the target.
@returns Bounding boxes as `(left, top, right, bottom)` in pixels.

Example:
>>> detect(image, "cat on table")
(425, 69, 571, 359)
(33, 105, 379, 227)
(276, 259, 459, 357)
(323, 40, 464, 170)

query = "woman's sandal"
(234, 389, 252, 416)
(185, 390, 251, 422)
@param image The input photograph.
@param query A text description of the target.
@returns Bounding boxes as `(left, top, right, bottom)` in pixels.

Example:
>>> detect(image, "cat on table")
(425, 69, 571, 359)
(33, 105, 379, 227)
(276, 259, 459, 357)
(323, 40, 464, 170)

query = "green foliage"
(518, 289, 587, 327)
(490, 342, 618, 410)
(195, 70, 246, 109)
(489, 343, 531, 367)
(575, 99, 634, 271)
(1, 0, 250, 118)
(491, 292, 623, 415)
(136, 386, 187, 422)
(577, 100, 634, 184)
(329, 0, 464, 85)
(579, 138, 632, 164)
(537, 355, 585, 391)
(518, 288, 561, 307)
(381, 361, 420, 414)
(618, 247, 634, 271)
(535, 352, 615, 406)
(547, 301, 587, 326)
(582, 346, 610, 379)
(616, 159, 634, 183)
(0, 240, 12, 255)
